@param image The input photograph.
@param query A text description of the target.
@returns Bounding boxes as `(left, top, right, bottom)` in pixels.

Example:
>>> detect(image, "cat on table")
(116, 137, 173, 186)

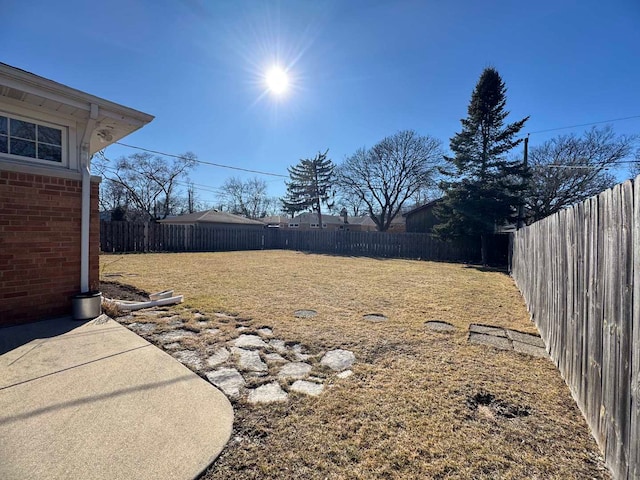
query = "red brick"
(0, 171, 98, 326)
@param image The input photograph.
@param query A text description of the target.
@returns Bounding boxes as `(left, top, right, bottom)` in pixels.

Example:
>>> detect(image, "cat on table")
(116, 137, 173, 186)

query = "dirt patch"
(467, 391, 531, 419)
(100, 281, 149, 302)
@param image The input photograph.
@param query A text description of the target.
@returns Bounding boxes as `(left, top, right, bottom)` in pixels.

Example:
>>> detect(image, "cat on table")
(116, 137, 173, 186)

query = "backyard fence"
(511, 177, 639, 480)
(100, 221, 485, 263)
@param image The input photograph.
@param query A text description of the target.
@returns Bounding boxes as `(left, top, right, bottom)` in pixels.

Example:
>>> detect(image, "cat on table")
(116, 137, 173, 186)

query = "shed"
(403, 198, 443, 233)
(0, 63, 153, 325)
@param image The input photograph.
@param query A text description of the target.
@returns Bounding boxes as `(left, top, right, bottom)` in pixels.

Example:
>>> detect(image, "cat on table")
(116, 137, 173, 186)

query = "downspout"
(80, 104, 99, 292)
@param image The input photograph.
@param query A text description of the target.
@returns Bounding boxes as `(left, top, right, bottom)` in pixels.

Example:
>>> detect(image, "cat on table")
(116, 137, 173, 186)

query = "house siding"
(0, 170, 100, 325)
(405, 204, 441, 233)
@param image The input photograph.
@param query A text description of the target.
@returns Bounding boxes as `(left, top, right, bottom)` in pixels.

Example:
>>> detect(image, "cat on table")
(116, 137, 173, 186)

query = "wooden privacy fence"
(100, 221, 482, 263)
(511, 177, 639, 480)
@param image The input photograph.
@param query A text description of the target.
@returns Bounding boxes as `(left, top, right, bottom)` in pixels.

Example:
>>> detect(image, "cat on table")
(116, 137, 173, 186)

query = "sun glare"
(265, 67, 289, 95)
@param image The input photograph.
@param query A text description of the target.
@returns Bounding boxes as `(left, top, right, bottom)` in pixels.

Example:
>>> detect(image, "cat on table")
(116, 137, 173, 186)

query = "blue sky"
(3, 0, 640, 205)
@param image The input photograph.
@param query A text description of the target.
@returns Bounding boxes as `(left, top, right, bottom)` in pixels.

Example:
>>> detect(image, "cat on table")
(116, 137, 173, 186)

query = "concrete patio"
(0, 315, 233, 480)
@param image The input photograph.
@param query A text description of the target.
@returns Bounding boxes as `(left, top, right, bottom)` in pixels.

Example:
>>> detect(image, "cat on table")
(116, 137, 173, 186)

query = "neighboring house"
(261, 215, 289, 228)
(293, 212, 344, 230)
(340, 212, 378, 232)
(403, 198, 443, 233)
(158, 210, 265, 229)
(0, 63, 153, 325)
(264, 211, 381, 232)
(263, 212, 342, 230)
(387, 215, 406, 233)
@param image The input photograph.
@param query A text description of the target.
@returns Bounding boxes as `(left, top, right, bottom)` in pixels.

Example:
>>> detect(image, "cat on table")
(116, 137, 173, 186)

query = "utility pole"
(517, 134, 529, 229)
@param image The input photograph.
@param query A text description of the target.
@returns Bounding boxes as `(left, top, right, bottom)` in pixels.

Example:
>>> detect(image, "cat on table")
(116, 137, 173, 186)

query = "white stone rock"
(290, 380, 324, 396)
(278, 362, 312, 380)
(164, 342, 182, 350)
(337, 370, 354, 379)
(257, 327, 273, 337)
(156, 329, 197, 343)
(128, 322, 156, 333)
(264, 353, 287, 363)
(206, 347, 230, 368)
(291, 344, 311, 361)
(206, 368, 245, 398)
(204, 328, 220, 335)
(321, 349, 356, 371)
(232, 347, 268, 372)
(247, 382, 288, 404)
(233, 334, 269, 349)
(268, 339, 287, 353)
(171, 350, 204, 370)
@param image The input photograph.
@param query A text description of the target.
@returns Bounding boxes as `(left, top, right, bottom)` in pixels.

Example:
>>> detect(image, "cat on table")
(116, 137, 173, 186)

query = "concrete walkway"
(0, 315, 233, 480)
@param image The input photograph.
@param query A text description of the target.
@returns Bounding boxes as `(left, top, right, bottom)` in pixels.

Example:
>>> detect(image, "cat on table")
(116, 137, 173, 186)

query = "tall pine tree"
(435, 68, 529, 264)
(281, 150, 335, 227)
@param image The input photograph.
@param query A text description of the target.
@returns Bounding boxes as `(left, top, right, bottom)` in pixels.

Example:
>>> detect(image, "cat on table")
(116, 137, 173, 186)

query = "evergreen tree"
(281, 150, 335, 227)
(435, 68, 529, 264)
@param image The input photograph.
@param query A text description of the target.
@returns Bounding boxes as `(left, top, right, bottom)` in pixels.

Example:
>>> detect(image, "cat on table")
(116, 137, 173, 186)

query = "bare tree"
(629, 147, 640, 179)
(336, 130, 443, 231)
(336, 190, 365, 217)
(221, 176, 273, 218)
(96, 151, 197, 220)
(525, 126, 636, 222)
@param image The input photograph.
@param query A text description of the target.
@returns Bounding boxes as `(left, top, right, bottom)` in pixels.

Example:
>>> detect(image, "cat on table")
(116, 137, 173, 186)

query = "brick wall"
(0, 170, 100, 326)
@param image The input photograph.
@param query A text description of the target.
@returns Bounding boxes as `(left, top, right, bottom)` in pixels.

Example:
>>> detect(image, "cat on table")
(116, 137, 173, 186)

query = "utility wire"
(528, 115, 640, 135)
(114, 141, 289, 178)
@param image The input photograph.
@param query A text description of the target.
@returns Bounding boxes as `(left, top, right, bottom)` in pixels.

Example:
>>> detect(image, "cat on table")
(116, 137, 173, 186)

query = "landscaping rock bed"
(118, 307, 357, 404)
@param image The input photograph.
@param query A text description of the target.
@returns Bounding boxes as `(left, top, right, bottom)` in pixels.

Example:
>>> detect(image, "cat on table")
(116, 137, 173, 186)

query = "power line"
(114, 141, 288, 178)
(98, 165, 224, 198)
(528, 115, 640, 135)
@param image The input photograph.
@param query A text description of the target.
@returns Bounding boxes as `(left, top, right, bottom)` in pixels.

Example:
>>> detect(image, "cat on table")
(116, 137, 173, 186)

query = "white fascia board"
(0, 64, 154, 125)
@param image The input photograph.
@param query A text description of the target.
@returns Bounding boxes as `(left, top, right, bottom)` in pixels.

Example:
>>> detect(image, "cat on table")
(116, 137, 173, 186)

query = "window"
(310, 223, 319, 228)
(0, 113, 65, 164)
(288, 223, 299, 228)
(322, 223, 327, 228)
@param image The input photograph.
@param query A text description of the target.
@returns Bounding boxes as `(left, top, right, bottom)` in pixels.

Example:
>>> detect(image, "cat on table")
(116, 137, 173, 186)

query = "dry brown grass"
(101, 251, 609, 479)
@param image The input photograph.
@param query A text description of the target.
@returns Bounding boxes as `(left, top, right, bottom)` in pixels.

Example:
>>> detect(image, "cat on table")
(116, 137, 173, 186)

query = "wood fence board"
(632, 176, 640, 480)
(617, 180, 633, 479)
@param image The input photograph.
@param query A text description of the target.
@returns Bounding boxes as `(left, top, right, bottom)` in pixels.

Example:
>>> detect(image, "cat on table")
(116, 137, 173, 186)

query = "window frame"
(0, 111, 68, 168)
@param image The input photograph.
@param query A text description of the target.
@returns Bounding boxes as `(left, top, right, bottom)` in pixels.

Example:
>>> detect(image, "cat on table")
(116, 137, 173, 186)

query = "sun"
(265, 66, 289, 95)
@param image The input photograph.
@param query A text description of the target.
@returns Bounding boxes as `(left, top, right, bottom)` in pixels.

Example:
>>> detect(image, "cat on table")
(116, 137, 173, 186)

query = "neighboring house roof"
(402, 198, 443, 217)
(0, 63, 154, 155)
(348, 215, 377, 226)
(158, 210, 265, 226)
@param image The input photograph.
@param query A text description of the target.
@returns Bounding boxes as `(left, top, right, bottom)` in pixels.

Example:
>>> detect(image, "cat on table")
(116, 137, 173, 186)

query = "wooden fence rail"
(511, 177, 639, 480)
(100, 221, 483, 263)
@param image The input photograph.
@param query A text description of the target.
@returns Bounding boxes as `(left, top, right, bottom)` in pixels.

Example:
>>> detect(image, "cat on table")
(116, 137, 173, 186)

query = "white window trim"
(0, 109, 70, 169)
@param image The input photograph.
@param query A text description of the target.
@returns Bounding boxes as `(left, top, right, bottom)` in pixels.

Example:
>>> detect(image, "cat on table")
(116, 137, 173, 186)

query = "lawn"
(100, 250, 609, 479)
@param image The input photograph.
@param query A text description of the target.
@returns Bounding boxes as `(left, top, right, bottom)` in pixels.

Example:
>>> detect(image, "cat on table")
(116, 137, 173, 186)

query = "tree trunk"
(480, 234, 488, 265)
